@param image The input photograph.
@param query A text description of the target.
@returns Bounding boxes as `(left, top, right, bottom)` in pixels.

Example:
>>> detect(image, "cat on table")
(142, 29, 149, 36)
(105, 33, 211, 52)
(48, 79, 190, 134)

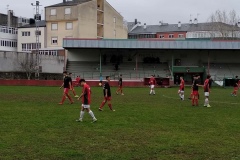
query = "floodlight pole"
(31, 1, 41, 79)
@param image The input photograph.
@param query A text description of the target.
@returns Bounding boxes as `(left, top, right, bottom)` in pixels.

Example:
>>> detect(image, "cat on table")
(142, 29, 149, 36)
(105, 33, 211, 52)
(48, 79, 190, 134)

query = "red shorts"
(64, 88, 69, 94)
(234, 87, 238, 91)
(104, 96, 111, 101)
(193, 91, 199, 96)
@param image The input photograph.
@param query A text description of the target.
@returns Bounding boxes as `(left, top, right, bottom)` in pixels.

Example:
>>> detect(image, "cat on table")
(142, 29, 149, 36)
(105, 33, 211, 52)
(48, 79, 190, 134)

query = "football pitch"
(1, 86, 240, 160)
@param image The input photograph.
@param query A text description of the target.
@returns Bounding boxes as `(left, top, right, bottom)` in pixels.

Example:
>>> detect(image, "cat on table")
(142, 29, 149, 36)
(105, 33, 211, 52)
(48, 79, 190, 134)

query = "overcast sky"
(0, 0, 239, 24)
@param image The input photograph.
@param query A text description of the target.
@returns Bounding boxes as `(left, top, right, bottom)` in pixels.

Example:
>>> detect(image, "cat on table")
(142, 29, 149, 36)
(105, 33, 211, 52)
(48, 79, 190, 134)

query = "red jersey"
(204, 79, 210, 92)
(179, 79, 185, 90)
(82, 83, 91, 105)
(149, 77, 156, 85)
(76, 77, 80, 83)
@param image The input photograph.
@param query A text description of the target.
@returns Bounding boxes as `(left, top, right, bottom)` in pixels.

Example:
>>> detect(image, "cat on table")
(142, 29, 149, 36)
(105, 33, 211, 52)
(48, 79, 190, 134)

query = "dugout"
(63, 38, 240, 87)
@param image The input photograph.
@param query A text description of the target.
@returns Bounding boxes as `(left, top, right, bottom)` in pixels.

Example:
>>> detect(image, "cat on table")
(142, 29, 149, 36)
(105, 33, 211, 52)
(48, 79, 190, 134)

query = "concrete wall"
(103, 1, 127, 39)
(78, 0, 97, 38)
(0, 51, 64, 73)
(17, 27, 46, 52)
(67, 49, 100, 61)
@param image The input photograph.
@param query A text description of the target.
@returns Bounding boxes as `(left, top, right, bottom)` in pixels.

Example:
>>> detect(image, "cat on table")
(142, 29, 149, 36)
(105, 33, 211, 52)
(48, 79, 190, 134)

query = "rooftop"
(45, 0, 92, 8)
(63, 38, 240, 50)
(129, 22, 240, 34)
(18, 20, 46, 28)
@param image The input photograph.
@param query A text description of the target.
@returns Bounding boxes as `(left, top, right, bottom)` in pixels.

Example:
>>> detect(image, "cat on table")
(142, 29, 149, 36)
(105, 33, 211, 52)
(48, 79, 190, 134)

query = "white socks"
(89, 110, 96, 119)
(80, 111, 85, 119)
(205, 98, 209, 106)
(150, 90, 155, 94)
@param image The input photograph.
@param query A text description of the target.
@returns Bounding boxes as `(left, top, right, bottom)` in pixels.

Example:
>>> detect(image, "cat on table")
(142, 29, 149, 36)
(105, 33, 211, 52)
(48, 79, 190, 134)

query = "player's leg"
(195, 92, 199, 106)
(152, 86, 155, 95)
(76, 105, 85, 122)
(116, 86, 120, 95)
(59, 91, 67, 105)
(181, 91, 184, 100)
(65, 91, 73, 104)
(107, 97, 115, 111)
(121, 86, 124, 95)
(86, 107, 97, 122)
(99, 97, 107, 111)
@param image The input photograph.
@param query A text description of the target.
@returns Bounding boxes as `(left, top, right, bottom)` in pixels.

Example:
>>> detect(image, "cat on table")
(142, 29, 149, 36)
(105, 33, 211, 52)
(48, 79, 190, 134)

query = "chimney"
(143, 23, 147, 29)
(237, 22, 240, 28)
(178, 21, 181, 28)
(7, 10, 13, 27)
(138, 22, 141, 27)
(189, 19, 193, 24)
(194, 18, 198, 25)
(159, 21, 162, 26)
(134, 19, 137, 25)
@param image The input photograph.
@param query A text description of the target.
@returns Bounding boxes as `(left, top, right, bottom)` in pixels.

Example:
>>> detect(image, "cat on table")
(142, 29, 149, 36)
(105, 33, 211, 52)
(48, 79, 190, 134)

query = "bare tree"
(16, 52, 37, 80)
(208, 10, 240, 39)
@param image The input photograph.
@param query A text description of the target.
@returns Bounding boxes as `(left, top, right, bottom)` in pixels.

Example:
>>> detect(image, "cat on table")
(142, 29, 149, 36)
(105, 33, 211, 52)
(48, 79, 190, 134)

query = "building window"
(178, 34, 184, 38)
(51, 23, 58, 30)
(159, 35, 164, 38)
(114, 17, 116, 23)
(21, 43, 41, 51)
(22, 31, 30, 36)
(66, 22, 73, 30)
(65, 8, 71, 15)
(35, 30, 41, 36)
(50, 9, 56, 15)
(169, 34, 174, 38)
(51, 37, 58, 44)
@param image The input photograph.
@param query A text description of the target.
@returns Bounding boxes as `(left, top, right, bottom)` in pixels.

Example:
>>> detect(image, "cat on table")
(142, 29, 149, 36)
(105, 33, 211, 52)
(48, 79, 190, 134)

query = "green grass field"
(1, 86, 240, 160)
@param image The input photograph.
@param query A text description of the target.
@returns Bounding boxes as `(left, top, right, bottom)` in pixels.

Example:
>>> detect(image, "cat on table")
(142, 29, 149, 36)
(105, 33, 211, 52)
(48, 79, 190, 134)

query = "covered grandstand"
(63, 39, 240, 86)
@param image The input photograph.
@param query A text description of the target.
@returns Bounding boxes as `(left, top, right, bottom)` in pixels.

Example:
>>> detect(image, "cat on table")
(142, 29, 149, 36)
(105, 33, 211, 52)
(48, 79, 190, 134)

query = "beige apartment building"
(45, 0, 128, 48)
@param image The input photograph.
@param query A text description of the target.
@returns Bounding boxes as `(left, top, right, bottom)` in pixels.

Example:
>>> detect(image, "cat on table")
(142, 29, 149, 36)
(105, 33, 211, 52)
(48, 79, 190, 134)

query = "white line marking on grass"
(162, 95, 239, 105)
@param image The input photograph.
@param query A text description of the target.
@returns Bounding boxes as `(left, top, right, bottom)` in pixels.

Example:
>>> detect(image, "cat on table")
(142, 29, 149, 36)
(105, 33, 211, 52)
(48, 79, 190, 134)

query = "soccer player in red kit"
(116, 74, 124, 95)
(231, 76, 239, 97)
(59, 71, 73, 105)
(69, 73, 79, 98)
(204, 75, 211, 107)
(99, 76, 115, 111)
(178, 76, 185, 100)
(192, 75, 201, 106)
(149, 75, 156, 95)
(75, 76, 80, 87)
(76, 79, 97, 123)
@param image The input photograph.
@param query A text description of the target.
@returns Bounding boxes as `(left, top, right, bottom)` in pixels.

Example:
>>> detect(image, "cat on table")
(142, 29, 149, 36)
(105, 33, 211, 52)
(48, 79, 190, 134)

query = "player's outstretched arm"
(59, 83, 64, 89)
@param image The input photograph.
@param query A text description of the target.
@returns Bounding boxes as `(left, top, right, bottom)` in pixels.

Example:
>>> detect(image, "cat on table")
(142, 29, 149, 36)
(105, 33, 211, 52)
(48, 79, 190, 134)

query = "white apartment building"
(0, 25, 18, 52)
(17, 21, 46, 52)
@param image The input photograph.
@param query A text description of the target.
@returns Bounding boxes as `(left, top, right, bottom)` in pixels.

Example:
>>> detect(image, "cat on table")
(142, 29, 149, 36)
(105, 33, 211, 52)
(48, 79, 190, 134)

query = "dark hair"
(106, 76, 110, 79)
(236, 76, 238, 78)
(80, 79, 85, 83)
(63, 71, 67, 74)
(195, 74, 199, 77)
(207, 75, 211, 79)
(69, 73, 72, 75)
(120, 74, 122, 76)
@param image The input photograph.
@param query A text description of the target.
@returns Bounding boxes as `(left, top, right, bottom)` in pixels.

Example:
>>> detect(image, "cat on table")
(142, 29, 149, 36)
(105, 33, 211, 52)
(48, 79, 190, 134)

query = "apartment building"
(45, 0, 128, 48)
(17, 21, 46, 52)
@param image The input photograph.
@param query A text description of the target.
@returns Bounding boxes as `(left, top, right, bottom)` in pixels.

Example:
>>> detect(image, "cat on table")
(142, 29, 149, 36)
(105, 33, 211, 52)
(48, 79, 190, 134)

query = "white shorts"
(178, 90, 184, 94)
(150, 85, 155, 89)
(82, 104, 90, 109)
(204, 92, 209, 97)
